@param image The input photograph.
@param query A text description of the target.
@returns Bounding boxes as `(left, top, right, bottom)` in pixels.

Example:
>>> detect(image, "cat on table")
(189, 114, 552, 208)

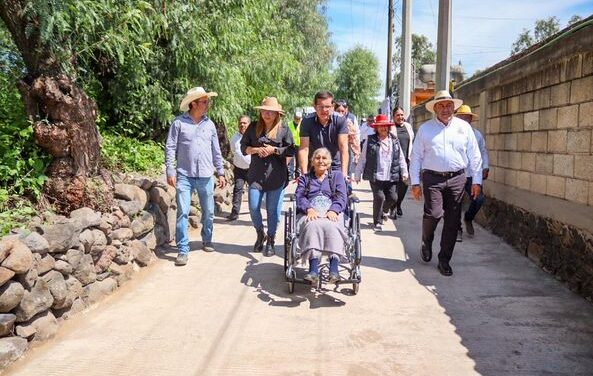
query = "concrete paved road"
(6, 182, 593, 375)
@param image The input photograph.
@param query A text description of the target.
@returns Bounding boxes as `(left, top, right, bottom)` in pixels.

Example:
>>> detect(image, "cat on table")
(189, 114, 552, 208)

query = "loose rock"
(0, 314, 16, 337)
(53, 260, 73, 275)
(69, 207, 101, 230)
(40, 221, 82, 253)
(114, 183, 148, 209)
(14, 279, 53, 322)
(82, 278, 117, 305)
(130, 240, 152, 266)
(118, 200, 143, 217)
(19, 232, 49, 255)
(35, 254, 55, 275)
(0, 281, 25, 312)
(111, 228, 133, 242)
(130, 211, 155, 238)
(1, 240, 33, 274)
(0, 337, 28, 369)
(0, 267, 15, 287)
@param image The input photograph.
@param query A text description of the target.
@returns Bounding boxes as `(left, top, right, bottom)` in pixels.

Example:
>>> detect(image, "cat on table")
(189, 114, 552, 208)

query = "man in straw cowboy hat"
(455, 104, 489, 239)
(409, 90, 482, 276)
(165, 86, 226, 266)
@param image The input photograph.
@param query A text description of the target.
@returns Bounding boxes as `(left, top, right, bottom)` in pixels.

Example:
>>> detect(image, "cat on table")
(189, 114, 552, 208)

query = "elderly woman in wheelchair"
(295, 147, 349, 284)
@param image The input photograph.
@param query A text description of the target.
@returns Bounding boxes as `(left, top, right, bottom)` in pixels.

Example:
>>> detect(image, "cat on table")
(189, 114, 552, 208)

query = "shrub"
(101, 133, 164, 175)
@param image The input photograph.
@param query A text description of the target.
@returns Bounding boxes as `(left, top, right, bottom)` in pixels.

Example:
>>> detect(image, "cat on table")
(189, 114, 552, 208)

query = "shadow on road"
(238, 257, 351, 309)
(396, 200, 593, 376)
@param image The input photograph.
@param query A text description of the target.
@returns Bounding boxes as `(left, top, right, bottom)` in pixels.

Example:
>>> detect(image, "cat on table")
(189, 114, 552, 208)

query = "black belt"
(423, 169, 465, 178)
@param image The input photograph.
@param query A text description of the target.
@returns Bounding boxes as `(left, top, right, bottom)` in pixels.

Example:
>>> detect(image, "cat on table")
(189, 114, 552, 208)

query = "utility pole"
(385, 0, 394, 98)
(399, 0, 412, 117)
(435, 0, 452, 92)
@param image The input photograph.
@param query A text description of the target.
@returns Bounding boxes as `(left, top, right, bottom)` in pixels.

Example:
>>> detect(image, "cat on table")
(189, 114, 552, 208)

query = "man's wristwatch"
(274, 147, 280, 155)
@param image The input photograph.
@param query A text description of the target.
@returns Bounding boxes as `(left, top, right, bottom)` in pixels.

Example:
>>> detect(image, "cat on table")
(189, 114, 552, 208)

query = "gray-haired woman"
(295, 148, 349, 284)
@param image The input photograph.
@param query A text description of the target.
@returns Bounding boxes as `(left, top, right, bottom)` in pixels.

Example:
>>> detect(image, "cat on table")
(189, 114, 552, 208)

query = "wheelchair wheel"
(283, 239, 291, 272)
(283, 207, 293, 272)
(354, 234, 362, 265)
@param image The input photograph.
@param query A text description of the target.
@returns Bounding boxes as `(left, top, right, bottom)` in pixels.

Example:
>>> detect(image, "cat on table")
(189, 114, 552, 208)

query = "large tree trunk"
(1, 0, 113, 213)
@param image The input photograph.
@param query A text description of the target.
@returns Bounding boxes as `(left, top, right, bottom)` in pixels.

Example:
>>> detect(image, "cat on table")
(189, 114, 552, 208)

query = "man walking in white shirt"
(227, 115, 251, 221)
(409, 91, 482, 276)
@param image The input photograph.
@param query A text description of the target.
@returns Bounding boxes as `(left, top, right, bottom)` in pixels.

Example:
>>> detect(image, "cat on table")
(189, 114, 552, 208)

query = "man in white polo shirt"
(409, 91, 482, 276)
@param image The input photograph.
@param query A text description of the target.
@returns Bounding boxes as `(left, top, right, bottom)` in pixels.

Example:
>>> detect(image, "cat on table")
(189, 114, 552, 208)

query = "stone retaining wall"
(0, 162, 234, 370)
(411, 18, 593, 300)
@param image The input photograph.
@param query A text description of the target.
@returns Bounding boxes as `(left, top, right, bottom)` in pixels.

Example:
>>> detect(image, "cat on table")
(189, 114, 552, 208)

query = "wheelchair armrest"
(348, 193, 360, 204)
(286, 193, 296, 202)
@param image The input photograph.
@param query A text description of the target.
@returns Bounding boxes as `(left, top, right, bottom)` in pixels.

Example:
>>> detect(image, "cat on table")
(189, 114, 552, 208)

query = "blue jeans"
(248, 186, 285, 237)
(464, 177, 485, 221)
(175, 174, 214, 255)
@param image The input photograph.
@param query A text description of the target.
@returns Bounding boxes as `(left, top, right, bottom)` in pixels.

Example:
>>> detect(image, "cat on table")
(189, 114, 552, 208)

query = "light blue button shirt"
(473, 128, 489, 170)
(409, 117, 482, 185)
(165, 113, 224, 178)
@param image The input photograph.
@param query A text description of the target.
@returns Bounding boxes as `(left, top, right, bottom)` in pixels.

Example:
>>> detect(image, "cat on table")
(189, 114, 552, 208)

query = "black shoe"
(388, 207, 397, 220)
(421, 242, 432, 262)
(396, 206, 403, 216)
(226, 213, 238, 221)
(438, 261, 453, 276)
(263, 236, 275, 257)
(465, 219, 475, 236)
(456, 229, 463, 243)
(381, 214, 387, 223)
(253, 229, 266, 252)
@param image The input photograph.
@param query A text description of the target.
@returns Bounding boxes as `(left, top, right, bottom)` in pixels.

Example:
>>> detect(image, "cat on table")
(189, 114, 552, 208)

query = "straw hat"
(425, 90, 463, 113)
(179, 87, 218, 111)
(254, 97, 285, 115)
(455, 104, 479, 120)
(370, 114, 394, 128)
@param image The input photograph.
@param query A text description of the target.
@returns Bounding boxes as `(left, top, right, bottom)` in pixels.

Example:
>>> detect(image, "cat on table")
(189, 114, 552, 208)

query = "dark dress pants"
(370, 180, 398, 225)
(395, 158, 410, 209)
(464, 177, 485, 221)
(421, 171, 466, 262)
(231, 167, 248, 216)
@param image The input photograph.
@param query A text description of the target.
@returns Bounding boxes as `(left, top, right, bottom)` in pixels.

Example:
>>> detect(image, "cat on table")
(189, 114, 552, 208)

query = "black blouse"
(240, 121, 296, 191)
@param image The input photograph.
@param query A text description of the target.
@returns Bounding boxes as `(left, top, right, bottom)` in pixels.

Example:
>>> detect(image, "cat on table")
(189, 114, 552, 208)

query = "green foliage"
(568, 15, 583, 26)
(100, 133, 164, 174)
(0, 69, 49, 199)
(393, 34, 436, 75)
(27, 0, 336, 139)
(511, 16, 563, 54)
(334, 46, 381, 117)
(0, 192, 37, 235)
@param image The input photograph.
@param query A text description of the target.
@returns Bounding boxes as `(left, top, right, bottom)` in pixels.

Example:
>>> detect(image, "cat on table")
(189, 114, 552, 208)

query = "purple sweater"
(296, 171, 348, 214)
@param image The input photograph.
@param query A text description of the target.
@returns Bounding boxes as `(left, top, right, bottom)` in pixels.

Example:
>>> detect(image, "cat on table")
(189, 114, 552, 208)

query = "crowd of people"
(165, 86, 489, 277)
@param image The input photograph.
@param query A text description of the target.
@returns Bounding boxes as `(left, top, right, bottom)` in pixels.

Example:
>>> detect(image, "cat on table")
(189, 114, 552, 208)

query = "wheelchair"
(283, 194, 362, 294)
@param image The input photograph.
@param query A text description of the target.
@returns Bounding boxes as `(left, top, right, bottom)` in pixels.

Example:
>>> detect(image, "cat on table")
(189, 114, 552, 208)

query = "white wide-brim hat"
(425, 90, 463, 114)
(180, 87, 218, 112)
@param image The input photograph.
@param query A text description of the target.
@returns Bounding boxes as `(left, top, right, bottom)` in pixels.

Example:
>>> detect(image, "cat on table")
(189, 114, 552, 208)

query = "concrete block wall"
(411, 18, 593, 299)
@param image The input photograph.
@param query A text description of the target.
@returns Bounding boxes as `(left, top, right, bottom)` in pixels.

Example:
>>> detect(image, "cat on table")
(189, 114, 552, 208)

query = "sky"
(326, 0, 593, 97)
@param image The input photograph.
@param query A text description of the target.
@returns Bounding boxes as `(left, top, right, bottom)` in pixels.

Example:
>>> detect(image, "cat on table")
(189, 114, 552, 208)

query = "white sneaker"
(373, 223, 382, 232)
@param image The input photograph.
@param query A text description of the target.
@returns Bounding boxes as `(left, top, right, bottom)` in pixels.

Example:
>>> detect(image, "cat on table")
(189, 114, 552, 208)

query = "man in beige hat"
(409, 90, 482, 276)
(165, 86, 226, 266)
(455, 104, 489, 239)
